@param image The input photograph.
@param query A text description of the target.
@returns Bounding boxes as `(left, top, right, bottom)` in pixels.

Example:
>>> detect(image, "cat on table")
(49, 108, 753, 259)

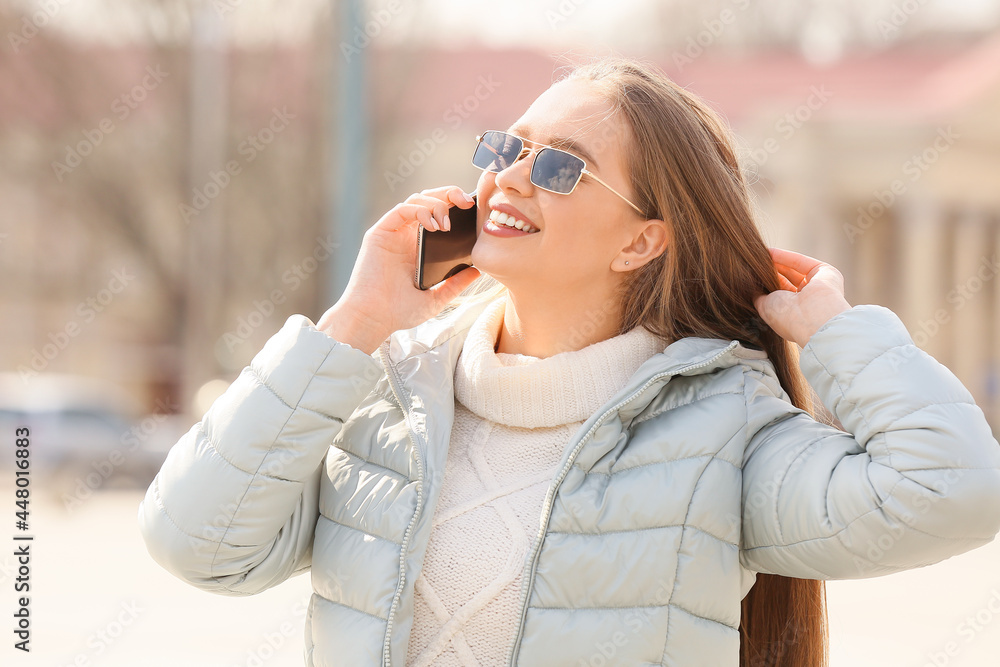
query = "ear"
(614, 218, 671, 271)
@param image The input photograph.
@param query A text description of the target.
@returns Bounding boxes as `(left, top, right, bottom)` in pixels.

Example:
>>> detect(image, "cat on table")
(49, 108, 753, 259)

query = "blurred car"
(0, 372, 185, 494)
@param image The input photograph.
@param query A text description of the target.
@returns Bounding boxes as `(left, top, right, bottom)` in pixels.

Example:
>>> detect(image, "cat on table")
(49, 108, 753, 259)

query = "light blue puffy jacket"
(138, 293, 1000, 666)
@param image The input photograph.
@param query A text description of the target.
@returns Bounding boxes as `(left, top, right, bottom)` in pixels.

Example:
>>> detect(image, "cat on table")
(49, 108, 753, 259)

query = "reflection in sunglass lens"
(531, 148, 584, 194)
(473, 131, 523, 171)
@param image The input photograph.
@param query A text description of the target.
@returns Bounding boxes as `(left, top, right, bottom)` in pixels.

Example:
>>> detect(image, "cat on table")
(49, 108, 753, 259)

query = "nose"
(493, 146, 535, 198)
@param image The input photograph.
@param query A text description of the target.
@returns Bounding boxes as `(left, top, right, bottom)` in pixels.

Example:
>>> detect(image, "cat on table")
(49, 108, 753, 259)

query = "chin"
(470, 247, 519, 285)
(471, 263, 511, 288)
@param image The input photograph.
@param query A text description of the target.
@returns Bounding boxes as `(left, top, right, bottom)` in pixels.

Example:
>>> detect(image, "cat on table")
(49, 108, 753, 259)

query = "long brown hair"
(452, 55, 829, 665)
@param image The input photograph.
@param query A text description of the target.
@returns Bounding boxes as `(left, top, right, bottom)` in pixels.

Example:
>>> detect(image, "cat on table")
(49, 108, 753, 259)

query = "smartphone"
(414, 193, 479, 290)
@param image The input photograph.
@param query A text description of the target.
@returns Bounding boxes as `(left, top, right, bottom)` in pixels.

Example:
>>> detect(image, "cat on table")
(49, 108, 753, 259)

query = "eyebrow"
(506, 124, 600, 171)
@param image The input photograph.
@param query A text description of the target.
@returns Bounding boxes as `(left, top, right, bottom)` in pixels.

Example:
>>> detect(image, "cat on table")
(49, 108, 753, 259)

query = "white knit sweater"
(405, 298, 668, 666)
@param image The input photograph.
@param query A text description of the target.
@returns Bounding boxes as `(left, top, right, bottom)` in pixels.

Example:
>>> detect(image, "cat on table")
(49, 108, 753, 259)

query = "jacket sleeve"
(739, 304, 1000, 579)
(137, 314, 385, 595)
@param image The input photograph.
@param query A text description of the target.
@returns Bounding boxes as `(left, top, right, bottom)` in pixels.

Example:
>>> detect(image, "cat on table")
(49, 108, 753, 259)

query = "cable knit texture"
(405, 298, 668, 666)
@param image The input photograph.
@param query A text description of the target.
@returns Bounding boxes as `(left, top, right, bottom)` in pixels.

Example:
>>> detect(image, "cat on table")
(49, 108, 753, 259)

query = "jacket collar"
(378, 292, 775, 536)
(382, 293, 770, 395)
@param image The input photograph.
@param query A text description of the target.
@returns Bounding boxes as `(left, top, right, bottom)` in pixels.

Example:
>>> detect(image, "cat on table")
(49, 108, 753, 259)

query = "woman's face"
(471, 78, 662, 300)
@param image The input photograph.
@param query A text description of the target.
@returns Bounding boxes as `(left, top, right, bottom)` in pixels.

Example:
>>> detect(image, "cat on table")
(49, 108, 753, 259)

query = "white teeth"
(488, 208, 537, 233)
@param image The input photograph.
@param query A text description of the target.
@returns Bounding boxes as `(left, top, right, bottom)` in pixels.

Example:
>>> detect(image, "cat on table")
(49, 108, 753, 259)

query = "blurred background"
(2, 0, 1000, 664)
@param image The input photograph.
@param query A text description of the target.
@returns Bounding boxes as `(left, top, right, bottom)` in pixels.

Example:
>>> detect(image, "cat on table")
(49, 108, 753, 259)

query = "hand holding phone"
(314, 186, 481, 355)
(415, 192, 480, 290)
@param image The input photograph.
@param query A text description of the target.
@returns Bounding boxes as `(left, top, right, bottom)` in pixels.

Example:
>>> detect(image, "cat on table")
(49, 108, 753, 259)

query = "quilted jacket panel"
(138, 296, 1000, 666)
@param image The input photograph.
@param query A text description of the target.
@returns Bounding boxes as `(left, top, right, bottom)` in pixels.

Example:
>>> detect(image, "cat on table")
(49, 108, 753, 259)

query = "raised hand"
(754, 247, 852, 348)
(316, 186, 482, 354)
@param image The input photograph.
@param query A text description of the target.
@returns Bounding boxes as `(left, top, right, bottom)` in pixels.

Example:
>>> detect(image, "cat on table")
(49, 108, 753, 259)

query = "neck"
(495, 286, 624, 358)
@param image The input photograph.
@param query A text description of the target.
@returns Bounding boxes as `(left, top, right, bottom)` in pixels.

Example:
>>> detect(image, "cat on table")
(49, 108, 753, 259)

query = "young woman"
(138, 57, 1000, 667)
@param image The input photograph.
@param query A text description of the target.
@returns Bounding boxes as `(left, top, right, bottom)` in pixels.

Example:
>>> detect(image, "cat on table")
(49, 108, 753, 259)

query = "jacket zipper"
(504, 341, 739, 666)
(379, 338, 427, 667)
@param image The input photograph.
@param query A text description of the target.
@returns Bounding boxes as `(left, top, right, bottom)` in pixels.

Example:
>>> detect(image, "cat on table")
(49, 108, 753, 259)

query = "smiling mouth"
(487, 208, 539, 233)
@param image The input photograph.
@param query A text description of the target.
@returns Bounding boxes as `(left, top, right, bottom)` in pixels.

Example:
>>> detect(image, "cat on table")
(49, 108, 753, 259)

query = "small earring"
(624, 261, 629, 265)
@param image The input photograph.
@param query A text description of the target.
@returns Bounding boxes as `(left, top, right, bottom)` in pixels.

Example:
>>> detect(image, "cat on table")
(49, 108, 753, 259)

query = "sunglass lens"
(531, 148, 584, 194)
(473, 131, 522, 172)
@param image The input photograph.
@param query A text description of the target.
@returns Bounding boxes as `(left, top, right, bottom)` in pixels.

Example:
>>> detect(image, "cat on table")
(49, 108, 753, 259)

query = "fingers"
(768, 247, 824, 275)
(774, 262, 806, 288)
(443, 187, 476, 209)
(377, 198, 448, 234)
(406, 193, 450, 232)
(768, 247, 839, 290)
(408, 189, 474, 232)
(421, 186, 476, 209)
(427, 265, 481, 304)
(377, 203, 438, 233)
(375, 186, 474, 235)
(775, 271, 799, 292)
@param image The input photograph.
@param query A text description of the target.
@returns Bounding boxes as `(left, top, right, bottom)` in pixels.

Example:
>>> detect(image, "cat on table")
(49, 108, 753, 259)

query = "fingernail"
(443, 214, 450, 231)
(465, 192, 475, 203)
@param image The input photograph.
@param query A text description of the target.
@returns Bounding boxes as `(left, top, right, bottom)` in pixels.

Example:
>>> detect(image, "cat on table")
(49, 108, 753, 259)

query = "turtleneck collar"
(453, 297, 669, 428)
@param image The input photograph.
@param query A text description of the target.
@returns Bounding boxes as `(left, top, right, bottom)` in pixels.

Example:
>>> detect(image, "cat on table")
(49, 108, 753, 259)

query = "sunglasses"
(472, 130, 644, 216)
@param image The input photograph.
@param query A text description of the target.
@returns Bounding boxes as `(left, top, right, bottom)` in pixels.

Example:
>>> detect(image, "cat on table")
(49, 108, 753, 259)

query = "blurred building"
(3, 19, 999, 433)
(691, 33, 1000, 427)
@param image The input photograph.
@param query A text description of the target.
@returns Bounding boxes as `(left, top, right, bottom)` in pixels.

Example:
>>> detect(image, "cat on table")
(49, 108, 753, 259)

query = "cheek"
(553, 210, 624, 257)
(539, 228, 615, 276)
